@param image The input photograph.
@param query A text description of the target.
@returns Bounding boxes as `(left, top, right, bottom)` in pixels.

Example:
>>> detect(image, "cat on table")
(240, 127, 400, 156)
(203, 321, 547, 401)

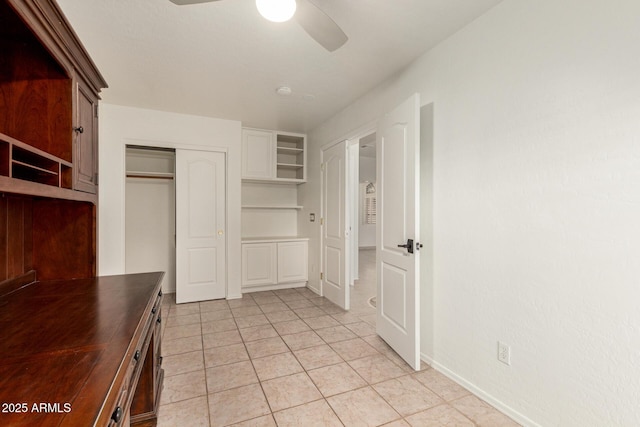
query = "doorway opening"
(124, 144, 229, 303)
(125, 145, 177, 294)
(347, 132, 378, 314)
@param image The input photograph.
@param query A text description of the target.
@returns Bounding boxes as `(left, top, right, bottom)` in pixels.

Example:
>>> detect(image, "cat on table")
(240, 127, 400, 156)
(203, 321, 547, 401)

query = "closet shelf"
(242, 205, 303, 210)
(126, 171, 174, 180)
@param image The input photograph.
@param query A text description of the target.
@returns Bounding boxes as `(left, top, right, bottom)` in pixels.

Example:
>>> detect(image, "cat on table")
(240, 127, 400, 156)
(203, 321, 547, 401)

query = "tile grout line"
(160, 286, 514, 427)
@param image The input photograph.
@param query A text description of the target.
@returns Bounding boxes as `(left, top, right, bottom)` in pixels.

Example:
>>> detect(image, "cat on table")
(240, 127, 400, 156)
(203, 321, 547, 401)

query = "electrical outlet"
(498, 341, 511, 365)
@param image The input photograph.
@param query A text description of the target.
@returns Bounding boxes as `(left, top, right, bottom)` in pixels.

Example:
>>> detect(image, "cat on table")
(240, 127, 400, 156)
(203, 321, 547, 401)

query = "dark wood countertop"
(0, 272, 164, 426)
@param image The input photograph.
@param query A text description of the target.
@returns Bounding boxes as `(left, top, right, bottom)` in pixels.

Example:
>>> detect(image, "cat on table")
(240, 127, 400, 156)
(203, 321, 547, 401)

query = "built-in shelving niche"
(276, 134, 305, 180)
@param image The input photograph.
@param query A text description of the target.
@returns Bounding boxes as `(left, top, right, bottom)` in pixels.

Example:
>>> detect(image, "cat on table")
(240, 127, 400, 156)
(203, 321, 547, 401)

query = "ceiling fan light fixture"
(256, 0, 296, 23)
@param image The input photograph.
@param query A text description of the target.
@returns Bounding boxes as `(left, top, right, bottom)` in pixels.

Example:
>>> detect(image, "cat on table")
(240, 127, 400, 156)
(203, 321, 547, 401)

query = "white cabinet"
(241, 127, 308, 294)
(242, 129, 274, 179)
(277, 241, 308, 283)
(242, 239, 308, 291)
(242, 242, 277, 287)
(241, 128, 306, 183)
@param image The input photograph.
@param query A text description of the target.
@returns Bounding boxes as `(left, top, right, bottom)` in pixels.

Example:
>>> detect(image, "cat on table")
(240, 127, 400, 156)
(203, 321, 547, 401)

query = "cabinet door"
(277, 241, 308, 283)
(242, 243, 277, 287)
(242, 129, 274, 179)
(73, 81, 98, 193)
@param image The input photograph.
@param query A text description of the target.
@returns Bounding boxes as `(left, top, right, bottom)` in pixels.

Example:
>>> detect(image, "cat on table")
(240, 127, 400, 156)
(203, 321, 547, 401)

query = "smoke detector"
(276, 86, 292, 96)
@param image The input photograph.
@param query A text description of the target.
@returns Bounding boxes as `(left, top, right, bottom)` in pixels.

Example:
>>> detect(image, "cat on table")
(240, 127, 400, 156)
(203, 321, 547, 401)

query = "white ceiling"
(56, 0, 501, 133)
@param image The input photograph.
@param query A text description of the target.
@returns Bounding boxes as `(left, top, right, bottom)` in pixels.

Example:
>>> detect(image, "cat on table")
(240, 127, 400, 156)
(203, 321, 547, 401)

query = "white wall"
(99, 104, 243, 299)
(420, 103, 435, 377)
(241, 182, 300, 238)
(300, 0, 640, 425)
(358, 156, 376, 247)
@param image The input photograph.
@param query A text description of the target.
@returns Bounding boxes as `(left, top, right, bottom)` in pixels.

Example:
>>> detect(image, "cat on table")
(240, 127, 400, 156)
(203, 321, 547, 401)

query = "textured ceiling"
(56, 0, 501, 133)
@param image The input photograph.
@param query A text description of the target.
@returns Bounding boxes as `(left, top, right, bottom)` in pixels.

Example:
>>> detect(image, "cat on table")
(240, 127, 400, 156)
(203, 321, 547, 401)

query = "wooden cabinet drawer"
(108, 384, 129, 426)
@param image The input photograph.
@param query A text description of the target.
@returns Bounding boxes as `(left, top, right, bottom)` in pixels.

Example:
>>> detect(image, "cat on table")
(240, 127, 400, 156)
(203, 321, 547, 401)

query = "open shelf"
(276, 133, 305, 181)
(277, 146, 303, 154)
(1, 132, 74, 190)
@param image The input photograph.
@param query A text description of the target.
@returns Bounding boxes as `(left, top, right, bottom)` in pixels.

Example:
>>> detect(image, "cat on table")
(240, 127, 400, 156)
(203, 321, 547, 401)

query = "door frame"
(122, 138, 230, 298)
(347, 139, 360, 286)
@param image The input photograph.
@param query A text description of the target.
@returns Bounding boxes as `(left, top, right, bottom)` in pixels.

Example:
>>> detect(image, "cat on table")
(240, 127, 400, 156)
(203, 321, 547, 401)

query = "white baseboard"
(420, 352, 540, 427)
(306, 285, 321, 296)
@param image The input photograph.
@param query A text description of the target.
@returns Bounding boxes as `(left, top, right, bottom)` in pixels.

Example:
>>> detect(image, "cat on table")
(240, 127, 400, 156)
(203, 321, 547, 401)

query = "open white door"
(321, 140, 349, 310)
(376, 93, 421, 369)
(176, 149, 227, 303)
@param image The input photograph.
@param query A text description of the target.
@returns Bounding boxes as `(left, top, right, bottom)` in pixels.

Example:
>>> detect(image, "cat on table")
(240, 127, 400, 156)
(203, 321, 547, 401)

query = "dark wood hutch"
(0, 1, 164, 426)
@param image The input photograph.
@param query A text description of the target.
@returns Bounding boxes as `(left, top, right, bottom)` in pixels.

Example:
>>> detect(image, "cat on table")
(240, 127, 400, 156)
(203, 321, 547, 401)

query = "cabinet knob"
(111, 406, 122, 423)
(158, 290, 163, 297)
(157, 316, 161, 324)
(134, 350, 141, 362)
(152, 306, 157, 314)
(74, 126, 84, 134)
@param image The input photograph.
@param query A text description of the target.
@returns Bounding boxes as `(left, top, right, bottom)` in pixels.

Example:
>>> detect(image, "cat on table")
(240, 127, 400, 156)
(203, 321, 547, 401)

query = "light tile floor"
(157, 249, 520, 426)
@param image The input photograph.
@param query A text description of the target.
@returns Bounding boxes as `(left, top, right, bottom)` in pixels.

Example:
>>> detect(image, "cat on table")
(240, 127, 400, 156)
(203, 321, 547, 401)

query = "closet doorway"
(125, 146, 176, 294)
(125, 144, 228, 302)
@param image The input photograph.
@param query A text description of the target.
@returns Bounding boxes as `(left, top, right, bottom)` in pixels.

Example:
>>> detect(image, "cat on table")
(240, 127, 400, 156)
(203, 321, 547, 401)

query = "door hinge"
(94, 172, 98, 185)
(321, 163, 325, 171)
(320, 218, 324, 225)
(320, 272, 323, 280)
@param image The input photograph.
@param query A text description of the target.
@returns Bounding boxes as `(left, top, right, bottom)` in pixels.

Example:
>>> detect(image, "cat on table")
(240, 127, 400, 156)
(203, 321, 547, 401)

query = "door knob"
(397, 238, 414, 254)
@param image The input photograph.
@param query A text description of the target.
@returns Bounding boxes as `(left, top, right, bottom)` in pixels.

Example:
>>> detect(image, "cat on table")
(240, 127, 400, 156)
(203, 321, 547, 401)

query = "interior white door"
(176, 149, 227, 303)
(321, 140, 349, 310)
(376, 93, 421, 370)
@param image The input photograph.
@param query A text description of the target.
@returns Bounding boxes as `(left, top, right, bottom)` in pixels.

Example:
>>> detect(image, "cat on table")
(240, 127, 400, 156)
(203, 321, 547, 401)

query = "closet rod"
(126, 174, 174, 180)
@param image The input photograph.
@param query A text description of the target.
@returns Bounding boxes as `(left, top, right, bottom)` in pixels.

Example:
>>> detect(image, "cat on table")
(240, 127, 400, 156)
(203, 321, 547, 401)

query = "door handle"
(397, 238, 414, 254)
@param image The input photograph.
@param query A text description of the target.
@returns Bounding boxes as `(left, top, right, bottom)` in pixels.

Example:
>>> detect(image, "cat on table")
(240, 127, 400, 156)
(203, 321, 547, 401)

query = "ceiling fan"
(168, 0, 348, 52)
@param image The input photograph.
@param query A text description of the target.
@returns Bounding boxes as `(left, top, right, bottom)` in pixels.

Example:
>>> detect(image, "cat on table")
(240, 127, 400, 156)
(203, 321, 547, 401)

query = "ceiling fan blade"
(295, 0, 348, 52)
(169, 0, 221, 5)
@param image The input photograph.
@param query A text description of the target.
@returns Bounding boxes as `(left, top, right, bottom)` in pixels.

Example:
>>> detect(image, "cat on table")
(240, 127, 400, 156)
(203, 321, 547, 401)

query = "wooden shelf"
(12, 160, 58, 175)
(0, 131, 79, 194)
(0, 175, 97, 204)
